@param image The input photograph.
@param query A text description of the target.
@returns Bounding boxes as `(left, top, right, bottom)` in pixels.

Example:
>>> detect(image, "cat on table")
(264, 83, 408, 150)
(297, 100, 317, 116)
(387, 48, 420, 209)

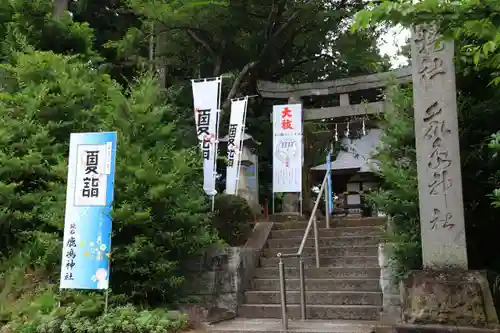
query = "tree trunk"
(148, 24, 155, 73)
(52, 0, 68, 18)
(155, 25, 167, 88)
(222, 61, 258, 110)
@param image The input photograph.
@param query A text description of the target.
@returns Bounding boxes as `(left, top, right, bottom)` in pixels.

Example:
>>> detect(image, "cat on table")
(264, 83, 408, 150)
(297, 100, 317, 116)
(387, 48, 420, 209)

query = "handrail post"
(278, 253, 288, 330)
(278, 173, 328, 328)
(325, 171, 330, 229)
(299, 256, 306, 320)
(313, 216, 320, 268)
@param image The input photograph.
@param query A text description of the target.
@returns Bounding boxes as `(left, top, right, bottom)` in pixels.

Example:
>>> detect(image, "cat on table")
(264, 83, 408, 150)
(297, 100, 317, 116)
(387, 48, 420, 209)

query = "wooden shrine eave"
(257, 66, 412, 99)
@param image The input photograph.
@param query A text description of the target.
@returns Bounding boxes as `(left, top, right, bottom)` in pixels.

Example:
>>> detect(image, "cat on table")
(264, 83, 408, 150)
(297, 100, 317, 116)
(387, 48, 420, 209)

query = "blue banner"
(60, 132, 117, 290)
(326, 151, 333, 215)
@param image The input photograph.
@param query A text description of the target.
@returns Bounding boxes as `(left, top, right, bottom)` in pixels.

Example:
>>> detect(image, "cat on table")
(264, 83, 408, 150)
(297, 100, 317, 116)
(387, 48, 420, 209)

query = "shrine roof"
(311, 129, 382, 173)
(219, 132, 260, 148)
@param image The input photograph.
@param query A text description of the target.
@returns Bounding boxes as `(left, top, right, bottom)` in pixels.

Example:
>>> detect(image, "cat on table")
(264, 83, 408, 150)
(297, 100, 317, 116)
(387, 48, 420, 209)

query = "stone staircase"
(238, 216, 385, 321)
(205, 216, 500, 332)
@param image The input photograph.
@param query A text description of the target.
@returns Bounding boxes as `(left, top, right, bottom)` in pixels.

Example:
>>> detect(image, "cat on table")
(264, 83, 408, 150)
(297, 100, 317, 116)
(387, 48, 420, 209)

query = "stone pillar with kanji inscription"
(411, 24, 467, 268)
(396, 24, 499, 328)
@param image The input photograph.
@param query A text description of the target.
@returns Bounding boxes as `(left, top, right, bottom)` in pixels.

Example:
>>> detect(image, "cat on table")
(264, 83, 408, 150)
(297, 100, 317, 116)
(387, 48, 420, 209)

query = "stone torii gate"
(257, 25, 499, 327)
(257, 67, 411, 214)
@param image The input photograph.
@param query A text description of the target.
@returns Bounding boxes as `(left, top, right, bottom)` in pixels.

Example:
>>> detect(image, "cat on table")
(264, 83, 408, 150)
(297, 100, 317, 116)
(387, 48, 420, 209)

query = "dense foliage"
(0, 49, 219, 303)
(91, 0, 390, 207)
(353, 0, 500, 207)
(2, 290, 188, 333)
(489, 133, 500, 208)
(10, 0, 494, 329)
(0, 0, 391, 330)
(353, 0, 500, 298)
(212, 194, 255, 246)
(0, 0, 97, 61)
(353, 0, 500, 84)
(367, 87, 421, 279)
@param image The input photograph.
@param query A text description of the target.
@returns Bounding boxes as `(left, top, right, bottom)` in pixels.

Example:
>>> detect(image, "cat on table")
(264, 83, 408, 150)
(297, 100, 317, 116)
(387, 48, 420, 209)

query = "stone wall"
(181, 222, 273, 323)
(379, 242, 402, 324)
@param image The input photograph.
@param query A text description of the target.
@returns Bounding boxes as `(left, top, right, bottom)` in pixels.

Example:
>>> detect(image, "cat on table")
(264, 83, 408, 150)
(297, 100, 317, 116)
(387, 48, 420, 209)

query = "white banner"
(191, 77, 222, 196)
(73, 143, 110, 207)
(226, 97, 248, 194)
(273, 104, 302, 193)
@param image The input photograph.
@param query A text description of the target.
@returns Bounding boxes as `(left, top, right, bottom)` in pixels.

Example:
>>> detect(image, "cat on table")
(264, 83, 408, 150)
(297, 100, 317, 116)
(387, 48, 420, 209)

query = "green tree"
(120, 0, 388, 97)
(352, 0, 500, 284)
(105, 0, 390, 208)
(0, 50, 217, 305)
(0, 51, 117, 257)
(70, 0, 144, 87)
(0, 0, 96, 61)
(107, 75, 218, 304)
(367, 86, 421, 279)
(352, 0, 500, 83)
(0, 0, 394, 307)
(489, 132, 500, 208)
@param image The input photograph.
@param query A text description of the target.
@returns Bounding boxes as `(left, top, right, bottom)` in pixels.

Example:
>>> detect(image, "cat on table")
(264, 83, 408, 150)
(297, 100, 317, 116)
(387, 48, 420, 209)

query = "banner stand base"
(271, 191, 302, 216)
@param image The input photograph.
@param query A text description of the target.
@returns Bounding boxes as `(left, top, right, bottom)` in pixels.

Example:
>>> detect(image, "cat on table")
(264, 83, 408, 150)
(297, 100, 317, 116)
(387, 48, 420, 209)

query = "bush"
(106, 75, 218, 305)
(4, 297, 188, 333)
(212, 194, 255, 246)
(0, 250, 187, 333)
(0, 51, 218, 306)
(366, 86, 421, 281)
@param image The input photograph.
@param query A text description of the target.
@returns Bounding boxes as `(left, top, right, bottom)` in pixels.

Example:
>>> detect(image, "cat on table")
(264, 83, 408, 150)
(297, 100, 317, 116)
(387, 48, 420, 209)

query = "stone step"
(254, 267, 381, 279)
(244, 291, 382, 306)
(268, 236, 380, 248)
(251, 278, 380, 292)
(390, 325, 500, 333)
(204, 318, 380, 333)
(238, 304, 380, 320)
(272, 217, 385, 230)
(270, 226, 384, 238)
(269, 213, 306, 222)
(263, 246, 378, 257)
(260, 256, 379, 268)
(206, 320, 500, 333)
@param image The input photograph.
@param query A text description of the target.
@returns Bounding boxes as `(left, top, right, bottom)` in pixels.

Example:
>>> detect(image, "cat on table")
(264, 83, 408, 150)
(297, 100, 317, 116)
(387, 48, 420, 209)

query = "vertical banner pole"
(191, 77, 222, 200)
(272, 107, 275, 218)
(272, 192, 275, 215)
(104, 289, 109, 313)
(212, 82, 221, 200)
(213, 79, 222, 198)
(235, 97, 248, 195)
(226, 97, 248, 196)
(299, 192, 303, 216)
(325, 177, 330, 229)
(326, 147, 334, 227)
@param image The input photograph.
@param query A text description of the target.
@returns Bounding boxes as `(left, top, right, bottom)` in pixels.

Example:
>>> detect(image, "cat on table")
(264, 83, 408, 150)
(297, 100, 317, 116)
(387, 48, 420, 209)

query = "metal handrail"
(277, 170, 330, 330)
